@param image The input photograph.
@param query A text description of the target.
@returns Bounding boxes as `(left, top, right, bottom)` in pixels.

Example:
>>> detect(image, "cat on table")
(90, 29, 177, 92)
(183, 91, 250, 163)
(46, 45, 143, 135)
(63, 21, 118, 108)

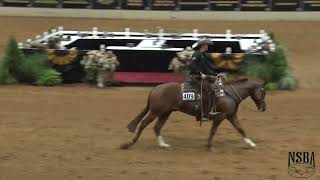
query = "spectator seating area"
(0, 0, 319, 10)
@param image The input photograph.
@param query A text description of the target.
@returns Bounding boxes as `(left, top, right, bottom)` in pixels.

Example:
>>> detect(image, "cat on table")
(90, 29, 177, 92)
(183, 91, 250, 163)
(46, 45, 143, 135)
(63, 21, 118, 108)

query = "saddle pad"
(181, 81, 199, 101)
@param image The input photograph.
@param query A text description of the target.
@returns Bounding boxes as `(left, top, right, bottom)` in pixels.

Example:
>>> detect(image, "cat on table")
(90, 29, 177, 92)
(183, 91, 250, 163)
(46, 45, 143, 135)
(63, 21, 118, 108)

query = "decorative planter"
(96, 71, 114, 88)
(105, 71, 114, 82)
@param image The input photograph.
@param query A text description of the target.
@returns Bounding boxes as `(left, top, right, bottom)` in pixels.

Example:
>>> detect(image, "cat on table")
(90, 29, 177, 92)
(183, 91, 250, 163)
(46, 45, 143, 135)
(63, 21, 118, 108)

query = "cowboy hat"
(192, 39, 213, 49)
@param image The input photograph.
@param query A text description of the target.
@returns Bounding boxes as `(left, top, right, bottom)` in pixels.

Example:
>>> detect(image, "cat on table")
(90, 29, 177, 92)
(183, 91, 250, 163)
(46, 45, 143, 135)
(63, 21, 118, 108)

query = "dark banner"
(211, 53, 245, 70)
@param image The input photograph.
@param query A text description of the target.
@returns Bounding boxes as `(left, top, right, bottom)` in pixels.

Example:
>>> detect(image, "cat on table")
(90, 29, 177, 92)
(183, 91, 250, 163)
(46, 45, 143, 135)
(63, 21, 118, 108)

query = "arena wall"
(1, 7, 320, 21)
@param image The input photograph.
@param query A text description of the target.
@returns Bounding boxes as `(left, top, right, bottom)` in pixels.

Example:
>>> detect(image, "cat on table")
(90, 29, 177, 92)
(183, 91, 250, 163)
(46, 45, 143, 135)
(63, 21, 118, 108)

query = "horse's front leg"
(207, 115, 223, 151)
(227, 115, 256, 148)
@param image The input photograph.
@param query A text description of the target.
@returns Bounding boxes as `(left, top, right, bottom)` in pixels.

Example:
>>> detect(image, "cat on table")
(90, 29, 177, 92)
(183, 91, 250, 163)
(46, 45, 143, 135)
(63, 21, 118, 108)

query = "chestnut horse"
(120, 78, 266, 151)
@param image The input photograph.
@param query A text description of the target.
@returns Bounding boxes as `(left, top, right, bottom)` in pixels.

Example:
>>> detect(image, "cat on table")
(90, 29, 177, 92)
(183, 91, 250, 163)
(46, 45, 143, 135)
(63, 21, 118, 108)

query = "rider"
(190, 39, 217, 77)
(189, 39, 220, 118)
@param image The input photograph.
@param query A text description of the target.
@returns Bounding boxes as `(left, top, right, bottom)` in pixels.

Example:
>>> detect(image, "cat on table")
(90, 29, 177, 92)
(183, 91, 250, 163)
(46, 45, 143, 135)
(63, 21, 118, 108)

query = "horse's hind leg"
(227, 115, 256, 148)
(154, 112, 172, 148)
(120, 113, 157, 149)
(127, 101, 150, 133)
(207, 115, 223, 151)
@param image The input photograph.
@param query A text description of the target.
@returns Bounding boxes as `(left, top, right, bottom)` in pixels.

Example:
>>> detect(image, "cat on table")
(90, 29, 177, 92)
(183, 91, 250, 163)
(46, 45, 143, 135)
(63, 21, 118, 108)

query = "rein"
(228, 84, 260, 112)
(229, 84, 243, 102)
(200, 77, 204, 126)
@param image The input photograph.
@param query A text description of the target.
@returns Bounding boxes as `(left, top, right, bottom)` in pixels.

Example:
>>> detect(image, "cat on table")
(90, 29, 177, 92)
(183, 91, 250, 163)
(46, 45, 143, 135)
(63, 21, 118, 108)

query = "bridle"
(229, 84, 265, 112)
(257, 87, 266, 111)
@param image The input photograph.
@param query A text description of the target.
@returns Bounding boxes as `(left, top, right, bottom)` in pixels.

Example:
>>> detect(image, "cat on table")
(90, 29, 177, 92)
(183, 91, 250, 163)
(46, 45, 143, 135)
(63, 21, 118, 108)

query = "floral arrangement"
(168, 47, 194, 77)
(81, 49, 119, 88)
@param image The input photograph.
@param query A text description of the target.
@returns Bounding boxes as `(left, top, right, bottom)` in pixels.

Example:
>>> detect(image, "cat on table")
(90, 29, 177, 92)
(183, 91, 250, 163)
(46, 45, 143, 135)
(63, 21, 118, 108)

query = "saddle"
(181, 75, 225, 122)
(181, 79, 202, 121)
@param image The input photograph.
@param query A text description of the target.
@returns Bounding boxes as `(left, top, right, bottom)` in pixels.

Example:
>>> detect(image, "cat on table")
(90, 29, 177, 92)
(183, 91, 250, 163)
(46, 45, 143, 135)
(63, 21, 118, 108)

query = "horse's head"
(249, 80, 267, 112)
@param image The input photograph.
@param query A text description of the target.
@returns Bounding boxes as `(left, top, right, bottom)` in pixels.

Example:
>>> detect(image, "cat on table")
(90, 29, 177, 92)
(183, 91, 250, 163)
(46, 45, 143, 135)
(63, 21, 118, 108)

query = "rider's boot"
(195, 104, 202, 121)
(209, 98, 220, 116)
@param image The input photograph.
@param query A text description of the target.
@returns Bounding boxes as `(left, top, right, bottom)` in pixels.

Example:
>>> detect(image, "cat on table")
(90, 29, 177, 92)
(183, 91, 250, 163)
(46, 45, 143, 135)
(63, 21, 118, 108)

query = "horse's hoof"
(159, 143, 171, 148)
(127, 125, 136, 133)
(243, 138, 256, 148)
(208, 146, 215, 152)
(120, 142, 131, 150)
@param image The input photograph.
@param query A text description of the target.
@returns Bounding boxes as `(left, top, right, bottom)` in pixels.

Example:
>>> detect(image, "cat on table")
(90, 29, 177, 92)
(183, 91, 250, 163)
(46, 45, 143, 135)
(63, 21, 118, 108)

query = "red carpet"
(113, 72, 184, 83)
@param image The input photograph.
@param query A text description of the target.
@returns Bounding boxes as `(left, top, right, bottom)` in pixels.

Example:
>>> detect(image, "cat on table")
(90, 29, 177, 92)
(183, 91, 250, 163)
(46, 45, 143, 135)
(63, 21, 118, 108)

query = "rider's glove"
(200, 73, 206, 79)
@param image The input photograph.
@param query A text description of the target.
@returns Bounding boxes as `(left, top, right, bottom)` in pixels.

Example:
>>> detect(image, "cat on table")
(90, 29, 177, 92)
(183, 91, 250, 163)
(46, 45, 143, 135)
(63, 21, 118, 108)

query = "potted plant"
(81, 48, 119, 88)
(168, 47, 194, 81)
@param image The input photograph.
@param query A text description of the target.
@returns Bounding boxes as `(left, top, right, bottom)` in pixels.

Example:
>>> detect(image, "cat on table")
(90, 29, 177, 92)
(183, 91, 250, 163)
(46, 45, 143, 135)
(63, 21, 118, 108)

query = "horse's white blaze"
(243, 138, 256, 147)
(157, 136, 171, 147)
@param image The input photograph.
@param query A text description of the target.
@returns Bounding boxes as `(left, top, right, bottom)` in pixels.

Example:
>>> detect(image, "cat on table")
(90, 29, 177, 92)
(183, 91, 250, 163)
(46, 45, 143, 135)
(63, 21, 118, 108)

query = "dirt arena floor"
(0, 17, 320, 180)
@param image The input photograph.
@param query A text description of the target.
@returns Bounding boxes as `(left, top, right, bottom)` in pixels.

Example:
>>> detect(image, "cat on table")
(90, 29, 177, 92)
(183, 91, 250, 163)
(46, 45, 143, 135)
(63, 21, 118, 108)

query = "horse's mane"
(226, 76, 265, 86)
(225, 77, 249, 84)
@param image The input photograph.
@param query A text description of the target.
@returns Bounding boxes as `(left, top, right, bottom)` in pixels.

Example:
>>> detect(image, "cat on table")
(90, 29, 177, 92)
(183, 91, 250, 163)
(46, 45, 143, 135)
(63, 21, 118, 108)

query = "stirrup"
(209, 111, 220, 116)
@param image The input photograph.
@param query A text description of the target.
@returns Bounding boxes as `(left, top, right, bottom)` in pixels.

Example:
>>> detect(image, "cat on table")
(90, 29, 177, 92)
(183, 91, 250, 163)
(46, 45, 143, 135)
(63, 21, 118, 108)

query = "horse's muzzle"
(258, 100, 266, 112)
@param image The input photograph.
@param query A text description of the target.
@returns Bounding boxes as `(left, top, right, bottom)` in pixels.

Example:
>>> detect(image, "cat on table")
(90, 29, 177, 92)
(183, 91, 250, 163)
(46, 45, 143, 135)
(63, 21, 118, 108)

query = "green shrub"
(238, 34, 297, 91)
(36, 69, 62, 86)
(265, 83, 278, 91)
(277, 69, 297, 90)
(15, 54, 51, 83)
(239, 61, 272, 83)
(226, 72, 238, 79)
(265, 44, 288, 83)
(1, 37, 51, 84)
(268, 31, 275, 41)
(0, 36, 63, 86)
(2, 36, 25, 79)
(0, 59, 17, 84)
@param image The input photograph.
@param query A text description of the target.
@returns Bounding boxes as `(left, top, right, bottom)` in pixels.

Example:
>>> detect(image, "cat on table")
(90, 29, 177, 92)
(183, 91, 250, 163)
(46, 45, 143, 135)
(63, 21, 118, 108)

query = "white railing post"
(92, 27, 98, 37)
(58, 26, 64, 32)
(18, 42, 23, 48)
(226, 47, 232, 54)
(226, 29, 231, 39)
(43, 32, 49, 42)
(100, 44, 106, 51)
(158, 28, 164, 38)
(125, 28, 130, 37)
(26, 39, 32, 48)
(35, 35, 41, 40)
(43, 32, 48, 37)
(193, 29, 198, 38)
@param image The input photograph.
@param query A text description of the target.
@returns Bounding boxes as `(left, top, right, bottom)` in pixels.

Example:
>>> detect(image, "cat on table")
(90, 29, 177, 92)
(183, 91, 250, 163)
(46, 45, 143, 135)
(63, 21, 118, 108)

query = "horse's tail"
(127, 98, 150, 133)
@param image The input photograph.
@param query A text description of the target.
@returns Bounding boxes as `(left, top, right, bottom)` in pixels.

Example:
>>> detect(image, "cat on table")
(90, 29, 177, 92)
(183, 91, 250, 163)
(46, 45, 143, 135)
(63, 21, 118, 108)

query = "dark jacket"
(189, 51, 218, 75)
